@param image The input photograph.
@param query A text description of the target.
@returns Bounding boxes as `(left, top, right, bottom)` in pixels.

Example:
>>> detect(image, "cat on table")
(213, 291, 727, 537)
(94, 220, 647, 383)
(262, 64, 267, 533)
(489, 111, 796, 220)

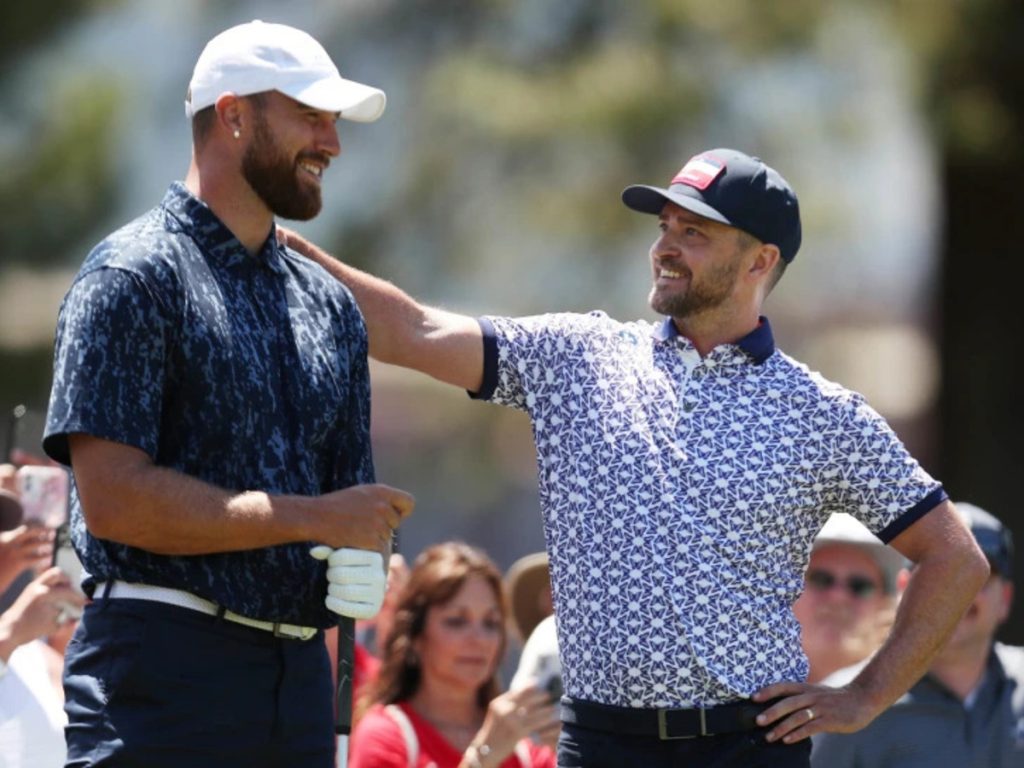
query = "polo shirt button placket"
(676, 346, 702, 416)
(682, 359, 711, 414)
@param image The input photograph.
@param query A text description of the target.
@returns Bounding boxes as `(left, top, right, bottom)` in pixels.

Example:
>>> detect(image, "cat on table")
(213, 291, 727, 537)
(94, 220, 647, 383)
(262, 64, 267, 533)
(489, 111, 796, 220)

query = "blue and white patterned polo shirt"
(44, 182, 374, 627)
(475, 311, 944, 708)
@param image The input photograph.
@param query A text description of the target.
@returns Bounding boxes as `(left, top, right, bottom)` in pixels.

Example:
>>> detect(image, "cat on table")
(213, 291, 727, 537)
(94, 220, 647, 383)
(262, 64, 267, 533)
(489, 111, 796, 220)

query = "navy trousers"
(63, 598, 333, 768)
(557, 720, 812, 768)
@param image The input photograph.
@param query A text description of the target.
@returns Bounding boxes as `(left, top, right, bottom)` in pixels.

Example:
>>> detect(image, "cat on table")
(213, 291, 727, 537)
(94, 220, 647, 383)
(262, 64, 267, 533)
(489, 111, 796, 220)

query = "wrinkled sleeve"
(44, 267, 171, 465)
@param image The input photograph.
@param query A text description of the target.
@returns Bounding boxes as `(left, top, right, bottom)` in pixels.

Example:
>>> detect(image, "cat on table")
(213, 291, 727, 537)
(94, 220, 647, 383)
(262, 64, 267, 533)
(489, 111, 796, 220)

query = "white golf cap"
(185, 20, 386, 123)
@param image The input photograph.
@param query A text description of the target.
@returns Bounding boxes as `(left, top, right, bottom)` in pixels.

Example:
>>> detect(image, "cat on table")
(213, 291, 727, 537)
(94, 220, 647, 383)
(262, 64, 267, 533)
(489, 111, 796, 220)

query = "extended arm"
(69, 434, 412, 555)
(281, 228, 485, 392)
(754, 499, 990, 742)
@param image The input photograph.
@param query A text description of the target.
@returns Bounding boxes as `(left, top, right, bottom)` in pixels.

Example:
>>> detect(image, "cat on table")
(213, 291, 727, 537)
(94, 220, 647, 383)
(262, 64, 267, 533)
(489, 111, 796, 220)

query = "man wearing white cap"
(42, 20, 412, 767)
(794, 514, 908, 685)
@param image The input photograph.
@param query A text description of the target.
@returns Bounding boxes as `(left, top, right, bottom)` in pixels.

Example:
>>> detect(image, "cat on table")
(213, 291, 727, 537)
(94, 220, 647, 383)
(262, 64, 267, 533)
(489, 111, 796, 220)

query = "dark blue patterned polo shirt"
(44, 182, 374, 626)
(475, 311, 945, 708)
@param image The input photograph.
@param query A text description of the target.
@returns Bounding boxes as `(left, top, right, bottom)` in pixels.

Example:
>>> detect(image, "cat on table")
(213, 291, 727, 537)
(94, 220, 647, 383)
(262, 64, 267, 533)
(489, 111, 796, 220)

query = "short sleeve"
(44, 267, 171, 465)
(825, 395, 943, 539)
(475, 311, 617, 410)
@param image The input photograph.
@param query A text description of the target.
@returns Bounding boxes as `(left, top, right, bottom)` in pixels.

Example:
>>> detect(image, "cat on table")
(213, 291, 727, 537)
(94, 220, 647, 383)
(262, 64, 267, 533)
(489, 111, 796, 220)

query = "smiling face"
(647, 202, 753, 320)
(240, 91, 340, 221)
(412, 573, 505, 697)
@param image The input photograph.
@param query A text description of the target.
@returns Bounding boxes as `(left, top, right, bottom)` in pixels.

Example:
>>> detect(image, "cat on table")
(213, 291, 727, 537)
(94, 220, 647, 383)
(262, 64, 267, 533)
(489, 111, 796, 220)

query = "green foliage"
(0, 0, 94, 70)
(0, 347, 54, 428)
(0, 76, 121, 268)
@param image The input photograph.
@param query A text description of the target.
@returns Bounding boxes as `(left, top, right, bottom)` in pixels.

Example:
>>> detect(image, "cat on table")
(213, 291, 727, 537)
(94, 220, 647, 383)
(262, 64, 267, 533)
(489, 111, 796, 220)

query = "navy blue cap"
(622, 148, 802, 263)
(956, 501, 1014, 579)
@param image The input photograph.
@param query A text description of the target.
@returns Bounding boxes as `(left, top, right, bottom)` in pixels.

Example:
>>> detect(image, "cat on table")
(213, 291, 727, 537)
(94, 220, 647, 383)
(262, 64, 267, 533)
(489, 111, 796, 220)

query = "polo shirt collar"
(162, 182, 287, 275)
(653, 316, 776, 365)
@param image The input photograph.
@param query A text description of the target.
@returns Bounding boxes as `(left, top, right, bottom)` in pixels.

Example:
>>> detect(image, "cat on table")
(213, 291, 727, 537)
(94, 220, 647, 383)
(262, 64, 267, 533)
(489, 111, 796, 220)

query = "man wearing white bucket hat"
(795, 514, 909, 685)
(43, 20, 412, 768)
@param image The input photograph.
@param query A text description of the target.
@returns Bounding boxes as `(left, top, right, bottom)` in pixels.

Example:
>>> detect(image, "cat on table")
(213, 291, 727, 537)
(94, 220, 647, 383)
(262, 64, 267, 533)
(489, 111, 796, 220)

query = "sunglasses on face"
(805, 569, 881, 599)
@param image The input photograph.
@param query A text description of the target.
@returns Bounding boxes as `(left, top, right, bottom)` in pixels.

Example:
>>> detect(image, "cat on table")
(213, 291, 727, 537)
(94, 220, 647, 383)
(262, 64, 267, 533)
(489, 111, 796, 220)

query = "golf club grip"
(335, 615, 355, 736)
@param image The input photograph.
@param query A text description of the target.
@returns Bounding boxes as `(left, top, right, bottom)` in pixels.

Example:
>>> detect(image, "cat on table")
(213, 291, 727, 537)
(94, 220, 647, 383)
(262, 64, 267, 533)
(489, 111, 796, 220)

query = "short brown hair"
(737, 229, 788, 293)
(189, 91, 269, 148)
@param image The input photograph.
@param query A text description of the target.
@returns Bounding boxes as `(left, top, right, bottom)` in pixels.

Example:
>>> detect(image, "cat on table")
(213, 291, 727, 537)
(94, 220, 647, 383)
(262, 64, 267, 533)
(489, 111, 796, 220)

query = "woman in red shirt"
(349, 542, 558, 768)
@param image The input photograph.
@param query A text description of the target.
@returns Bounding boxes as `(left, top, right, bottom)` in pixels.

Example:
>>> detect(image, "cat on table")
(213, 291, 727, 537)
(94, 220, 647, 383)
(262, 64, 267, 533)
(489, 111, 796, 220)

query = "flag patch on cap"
(671, 154, 726, 190)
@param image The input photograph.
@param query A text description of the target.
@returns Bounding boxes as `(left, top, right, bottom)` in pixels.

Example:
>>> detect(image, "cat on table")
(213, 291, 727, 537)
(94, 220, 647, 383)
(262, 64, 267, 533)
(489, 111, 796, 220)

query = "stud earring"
(233, 129, 240, 139)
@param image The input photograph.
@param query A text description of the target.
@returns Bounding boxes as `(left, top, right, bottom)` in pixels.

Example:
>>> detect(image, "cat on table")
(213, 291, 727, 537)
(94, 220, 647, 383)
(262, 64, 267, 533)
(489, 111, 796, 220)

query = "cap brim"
(622, 185, 732, 226)
(286, 77, 386, 123)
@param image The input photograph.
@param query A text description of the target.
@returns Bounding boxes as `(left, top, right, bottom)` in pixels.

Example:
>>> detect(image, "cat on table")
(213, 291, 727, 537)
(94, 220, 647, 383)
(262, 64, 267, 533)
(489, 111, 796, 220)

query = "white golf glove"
(310, 546, 387, 620)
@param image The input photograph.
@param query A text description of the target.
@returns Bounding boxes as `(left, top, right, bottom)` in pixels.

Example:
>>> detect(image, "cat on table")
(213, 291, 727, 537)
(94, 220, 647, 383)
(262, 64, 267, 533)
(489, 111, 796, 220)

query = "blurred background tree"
(0, 0, 1020, 638)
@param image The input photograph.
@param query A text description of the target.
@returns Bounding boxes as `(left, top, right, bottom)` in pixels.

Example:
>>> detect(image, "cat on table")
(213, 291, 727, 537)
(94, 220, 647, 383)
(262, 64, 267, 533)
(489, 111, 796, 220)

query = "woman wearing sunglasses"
(793, 514, 908, 685)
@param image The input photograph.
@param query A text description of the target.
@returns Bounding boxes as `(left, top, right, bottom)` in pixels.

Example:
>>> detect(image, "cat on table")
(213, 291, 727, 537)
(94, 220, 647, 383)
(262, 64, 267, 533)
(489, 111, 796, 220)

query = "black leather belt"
(561, 696, 766, 740)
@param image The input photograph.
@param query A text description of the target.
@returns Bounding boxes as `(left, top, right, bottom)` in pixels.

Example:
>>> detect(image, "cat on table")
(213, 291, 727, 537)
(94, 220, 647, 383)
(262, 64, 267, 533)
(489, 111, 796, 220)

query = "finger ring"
(805, 708, 815, 721)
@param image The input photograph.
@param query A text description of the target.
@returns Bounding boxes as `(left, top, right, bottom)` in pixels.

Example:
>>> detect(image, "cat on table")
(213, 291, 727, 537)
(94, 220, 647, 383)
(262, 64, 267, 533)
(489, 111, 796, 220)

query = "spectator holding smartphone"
(0, 555, 86, 767)
(350, 542, 559, 768)
(0, 483, 54, 612)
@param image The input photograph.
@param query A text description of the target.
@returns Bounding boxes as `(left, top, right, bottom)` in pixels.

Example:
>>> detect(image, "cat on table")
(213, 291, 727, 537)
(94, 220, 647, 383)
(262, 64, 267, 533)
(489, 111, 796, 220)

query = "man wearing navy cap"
(286, 148, 989, 767)
(812, 501, 1024, 767)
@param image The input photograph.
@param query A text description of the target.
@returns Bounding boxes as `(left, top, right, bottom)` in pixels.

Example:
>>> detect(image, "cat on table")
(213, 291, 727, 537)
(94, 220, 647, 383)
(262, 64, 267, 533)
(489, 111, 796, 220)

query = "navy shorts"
(63, 598, 333, 768)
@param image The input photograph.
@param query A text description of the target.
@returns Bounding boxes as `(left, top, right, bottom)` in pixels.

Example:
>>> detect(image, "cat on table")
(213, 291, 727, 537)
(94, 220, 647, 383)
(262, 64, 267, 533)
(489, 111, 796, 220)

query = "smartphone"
(541, 670, 564, 703)
(52, 520, 84, 594)
(16, 465, 70, 528)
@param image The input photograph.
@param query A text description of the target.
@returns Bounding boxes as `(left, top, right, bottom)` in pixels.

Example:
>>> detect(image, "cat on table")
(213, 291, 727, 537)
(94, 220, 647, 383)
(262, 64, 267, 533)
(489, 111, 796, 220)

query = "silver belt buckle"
(657, 708, 710, 740)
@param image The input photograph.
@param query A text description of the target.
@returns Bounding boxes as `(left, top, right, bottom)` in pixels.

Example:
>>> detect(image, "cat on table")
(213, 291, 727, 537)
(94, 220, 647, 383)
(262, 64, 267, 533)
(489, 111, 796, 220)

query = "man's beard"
(241, 112, 324, 221)
(648, 257, 741, 318)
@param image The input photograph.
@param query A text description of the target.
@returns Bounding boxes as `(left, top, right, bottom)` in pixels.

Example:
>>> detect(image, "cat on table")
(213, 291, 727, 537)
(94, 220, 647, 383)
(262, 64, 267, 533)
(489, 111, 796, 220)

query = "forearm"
(76, 453, 317, 556)
(845, 545, 989, 712)
(70, 433, 410, 556)
(285, 230, 484, 390)
(308, 248, 432, 365)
